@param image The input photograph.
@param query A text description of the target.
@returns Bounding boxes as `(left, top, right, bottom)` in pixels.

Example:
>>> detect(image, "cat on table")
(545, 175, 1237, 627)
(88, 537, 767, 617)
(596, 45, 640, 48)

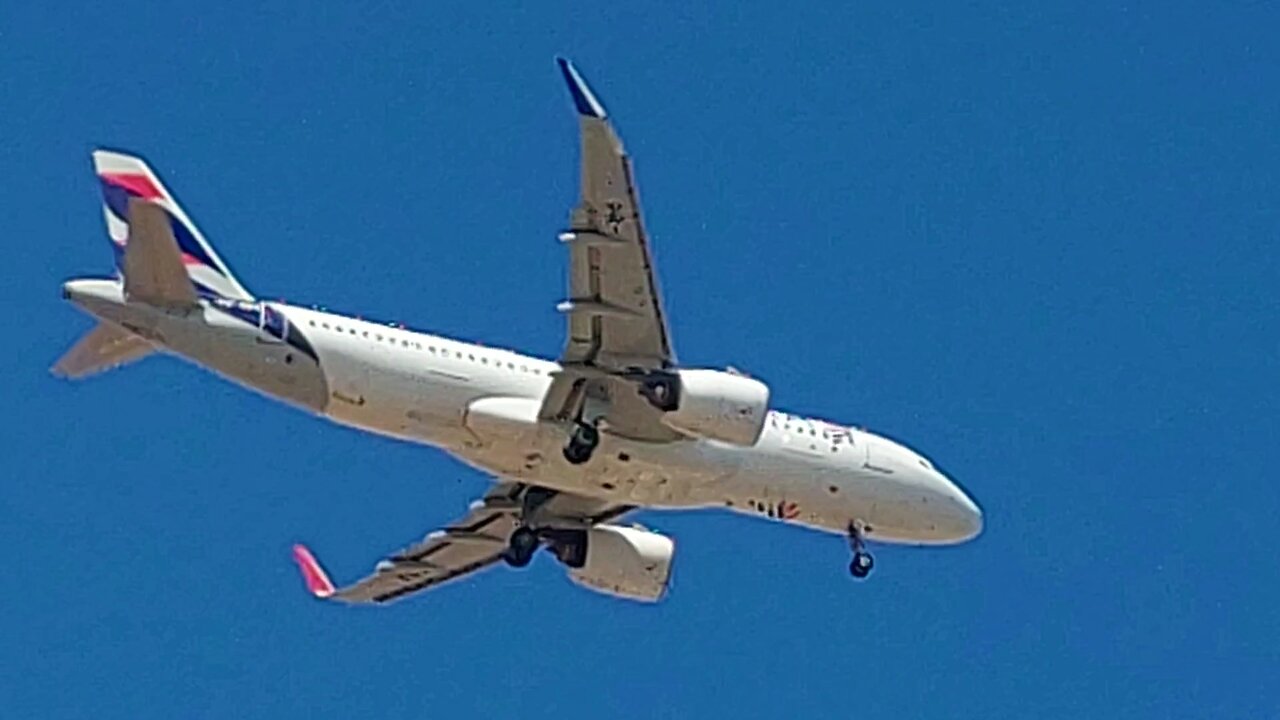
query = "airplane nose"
(945, 479, 983, 541)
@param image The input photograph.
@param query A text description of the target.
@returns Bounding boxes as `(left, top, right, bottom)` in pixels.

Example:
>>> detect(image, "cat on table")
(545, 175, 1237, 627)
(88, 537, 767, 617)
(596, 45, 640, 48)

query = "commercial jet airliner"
(54, 59, 982, 604)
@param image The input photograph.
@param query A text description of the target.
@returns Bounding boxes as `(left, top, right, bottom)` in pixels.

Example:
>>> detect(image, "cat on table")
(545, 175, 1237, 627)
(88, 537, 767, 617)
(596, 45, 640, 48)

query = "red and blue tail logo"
(94, 149, 252, 301)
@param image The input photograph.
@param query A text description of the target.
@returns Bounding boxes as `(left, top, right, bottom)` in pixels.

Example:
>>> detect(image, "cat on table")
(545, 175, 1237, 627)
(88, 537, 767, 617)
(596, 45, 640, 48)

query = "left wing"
(293, 483, 629, 605)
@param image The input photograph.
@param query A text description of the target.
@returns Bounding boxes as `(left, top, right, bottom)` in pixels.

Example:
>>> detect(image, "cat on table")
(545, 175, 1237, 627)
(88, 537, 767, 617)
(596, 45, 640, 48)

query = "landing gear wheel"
(847, 522, 874, 580)
(547, 529, 589, 569)
(849, 552, 874, 578)
(504, 526, 539, 568)
(562, 422, 601, 465)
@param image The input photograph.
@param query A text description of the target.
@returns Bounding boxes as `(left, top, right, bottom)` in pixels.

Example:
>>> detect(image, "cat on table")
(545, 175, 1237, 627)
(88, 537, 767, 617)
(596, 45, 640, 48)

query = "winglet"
(556, 57, 608, 119)
(292, 544, 336, 599)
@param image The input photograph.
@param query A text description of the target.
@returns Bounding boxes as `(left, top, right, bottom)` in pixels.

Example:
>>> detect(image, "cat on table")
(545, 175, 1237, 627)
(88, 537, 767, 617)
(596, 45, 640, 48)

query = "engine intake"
(643, 369, 770, 447)
(566, 525, 675, 603)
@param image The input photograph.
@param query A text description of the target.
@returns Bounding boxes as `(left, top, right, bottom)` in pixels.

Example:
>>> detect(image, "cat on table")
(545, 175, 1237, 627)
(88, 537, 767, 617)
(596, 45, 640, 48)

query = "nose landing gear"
(848, 522, 875, 579)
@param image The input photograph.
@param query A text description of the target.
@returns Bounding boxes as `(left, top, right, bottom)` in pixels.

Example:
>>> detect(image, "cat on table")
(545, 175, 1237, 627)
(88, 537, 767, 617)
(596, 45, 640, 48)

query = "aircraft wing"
(293, 482, 630, 604)
(540, 59, 682, 441)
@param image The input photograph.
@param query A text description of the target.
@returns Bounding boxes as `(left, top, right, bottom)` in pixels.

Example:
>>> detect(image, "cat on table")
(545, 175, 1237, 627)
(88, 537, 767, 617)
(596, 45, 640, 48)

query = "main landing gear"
(562, 421, 600, 465)
(504, 526, 540, 568)
(848, 523, 875, 579)
(503, 526, 588, 569)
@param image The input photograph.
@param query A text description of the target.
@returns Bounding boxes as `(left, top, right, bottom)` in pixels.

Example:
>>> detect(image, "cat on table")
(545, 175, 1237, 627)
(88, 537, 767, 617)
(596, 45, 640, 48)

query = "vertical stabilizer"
(93, 149, 253, 301)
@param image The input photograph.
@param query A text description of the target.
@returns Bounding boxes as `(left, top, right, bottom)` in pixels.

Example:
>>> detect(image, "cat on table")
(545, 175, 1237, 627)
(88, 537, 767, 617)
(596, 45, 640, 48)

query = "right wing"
(553, 58, 675, 372)
(293, 483, 630, 605)
(539, 59, 683, 442)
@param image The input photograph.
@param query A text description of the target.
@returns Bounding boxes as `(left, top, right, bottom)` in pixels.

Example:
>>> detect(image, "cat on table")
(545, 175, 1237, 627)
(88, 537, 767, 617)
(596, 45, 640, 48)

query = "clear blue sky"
(2, 3, 1277, 718)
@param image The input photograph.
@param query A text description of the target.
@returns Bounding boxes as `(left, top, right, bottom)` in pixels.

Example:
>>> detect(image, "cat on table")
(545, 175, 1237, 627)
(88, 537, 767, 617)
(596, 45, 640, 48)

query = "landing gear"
(504, 526, 540, 568)
(546, 528, 589, 569)
(847, 522, 875, 579)
(562, 422, 600, 465)
(850, 552, 874, 578)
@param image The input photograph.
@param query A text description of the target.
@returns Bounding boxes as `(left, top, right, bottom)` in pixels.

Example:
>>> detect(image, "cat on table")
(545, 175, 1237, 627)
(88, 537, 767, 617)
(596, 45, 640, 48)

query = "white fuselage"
(65, 278, 982, 545)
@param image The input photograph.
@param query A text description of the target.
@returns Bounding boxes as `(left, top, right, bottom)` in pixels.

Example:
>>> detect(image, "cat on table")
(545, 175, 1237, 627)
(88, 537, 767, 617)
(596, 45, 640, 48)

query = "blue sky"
(2, 2, 1277, 717)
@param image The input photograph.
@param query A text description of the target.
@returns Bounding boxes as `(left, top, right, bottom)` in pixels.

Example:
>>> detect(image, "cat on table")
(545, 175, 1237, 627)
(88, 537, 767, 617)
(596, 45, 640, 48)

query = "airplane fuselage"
(65, 278, 982, 546)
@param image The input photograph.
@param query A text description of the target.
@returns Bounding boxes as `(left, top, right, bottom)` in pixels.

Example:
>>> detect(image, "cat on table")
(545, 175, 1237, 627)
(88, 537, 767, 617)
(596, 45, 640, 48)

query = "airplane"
(54, 59, 982, 605)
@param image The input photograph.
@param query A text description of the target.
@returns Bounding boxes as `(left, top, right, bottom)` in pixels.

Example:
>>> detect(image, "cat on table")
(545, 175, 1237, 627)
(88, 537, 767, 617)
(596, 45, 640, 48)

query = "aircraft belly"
(458, 432, 739, 508)
(320, 352, 458, 445)
(146, 308, 330, 412)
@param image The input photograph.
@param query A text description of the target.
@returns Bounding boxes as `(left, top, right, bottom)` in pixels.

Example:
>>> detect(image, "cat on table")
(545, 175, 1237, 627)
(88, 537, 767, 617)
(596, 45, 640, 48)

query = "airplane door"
(259, 304, 288, 343)
(834, 426, 868, 465)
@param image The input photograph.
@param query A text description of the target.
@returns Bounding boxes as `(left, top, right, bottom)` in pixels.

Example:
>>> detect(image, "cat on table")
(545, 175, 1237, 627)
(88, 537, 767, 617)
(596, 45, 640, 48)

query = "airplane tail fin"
(93, 149, 253, 301)
(51, 321, 155, 380)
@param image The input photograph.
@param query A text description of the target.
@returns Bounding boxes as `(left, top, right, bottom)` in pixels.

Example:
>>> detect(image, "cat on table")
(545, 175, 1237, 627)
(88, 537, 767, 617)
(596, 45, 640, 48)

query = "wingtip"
(292, 543, 336, 599)
(556, 57, 607, 119)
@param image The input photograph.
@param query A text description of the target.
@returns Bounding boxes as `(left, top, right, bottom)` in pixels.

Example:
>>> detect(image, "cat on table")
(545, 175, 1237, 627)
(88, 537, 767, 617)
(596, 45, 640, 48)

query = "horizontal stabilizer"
(51, 322, 155, 380)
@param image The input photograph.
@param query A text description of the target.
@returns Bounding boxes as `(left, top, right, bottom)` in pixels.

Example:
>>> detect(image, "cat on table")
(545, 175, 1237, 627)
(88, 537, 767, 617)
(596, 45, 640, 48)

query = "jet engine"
(642, 368, 770, 447)
(564, 525, 675, 603)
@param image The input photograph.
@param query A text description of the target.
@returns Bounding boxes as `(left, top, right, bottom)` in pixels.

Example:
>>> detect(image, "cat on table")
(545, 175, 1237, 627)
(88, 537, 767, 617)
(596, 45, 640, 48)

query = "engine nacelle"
(651, 369, 770, 447)
(567, 525, 675, 603)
